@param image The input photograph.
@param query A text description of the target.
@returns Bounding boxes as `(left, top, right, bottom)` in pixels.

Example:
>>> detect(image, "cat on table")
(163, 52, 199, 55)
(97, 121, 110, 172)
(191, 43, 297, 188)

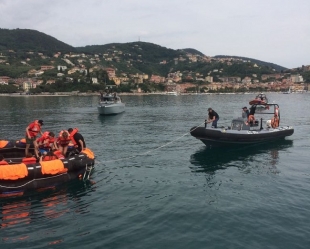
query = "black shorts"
(26, 136, 36, 145)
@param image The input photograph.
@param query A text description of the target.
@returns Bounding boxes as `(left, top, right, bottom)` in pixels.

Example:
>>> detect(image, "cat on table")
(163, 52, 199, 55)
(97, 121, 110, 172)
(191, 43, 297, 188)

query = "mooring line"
(100, 121, 205, 164)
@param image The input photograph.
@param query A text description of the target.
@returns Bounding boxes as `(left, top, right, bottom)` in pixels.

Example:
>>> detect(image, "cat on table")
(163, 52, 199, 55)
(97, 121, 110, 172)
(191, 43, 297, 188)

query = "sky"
(1, 0, 309, 69)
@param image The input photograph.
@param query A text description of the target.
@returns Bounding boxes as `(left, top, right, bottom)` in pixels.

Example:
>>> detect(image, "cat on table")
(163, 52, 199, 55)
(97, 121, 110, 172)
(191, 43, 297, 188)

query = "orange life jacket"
(0, 160, 9, 165)
(53, 150, 65, 159)
(22, 157, 37, 165)
(69, 128, 79, 146)
(26, 120, 41, 138)
(43, 155, 58, 161)
(57, 130, 71, 146)
(37, 131, 55, 148)
(0, 140, 9, 149)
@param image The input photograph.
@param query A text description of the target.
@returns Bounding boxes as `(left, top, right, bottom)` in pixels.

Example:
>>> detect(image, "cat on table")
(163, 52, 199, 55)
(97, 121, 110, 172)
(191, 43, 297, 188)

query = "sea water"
(0, 93, 309, 249)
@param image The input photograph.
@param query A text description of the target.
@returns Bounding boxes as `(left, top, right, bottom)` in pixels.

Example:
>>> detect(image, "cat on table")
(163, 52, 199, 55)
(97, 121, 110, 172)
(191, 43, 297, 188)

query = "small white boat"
(98, 94, 125, 115)
(166, 91, 178, 96)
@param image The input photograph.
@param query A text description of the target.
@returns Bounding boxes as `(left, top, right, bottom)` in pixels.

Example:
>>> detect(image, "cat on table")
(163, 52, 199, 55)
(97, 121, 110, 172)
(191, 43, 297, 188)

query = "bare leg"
(25, 144, 30, 157)
(33, 140, 39, 158)
(63, 145, 68, 156)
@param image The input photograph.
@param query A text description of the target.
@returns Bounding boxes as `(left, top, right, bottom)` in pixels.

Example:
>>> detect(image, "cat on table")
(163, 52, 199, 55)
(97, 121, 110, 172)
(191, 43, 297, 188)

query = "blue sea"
(0, 93, 309, 249)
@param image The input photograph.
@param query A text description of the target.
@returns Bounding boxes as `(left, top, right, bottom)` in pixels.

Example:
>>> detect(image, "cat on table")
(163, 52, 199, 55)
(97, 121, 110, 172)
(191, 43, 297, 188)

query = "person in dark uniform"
(206, 108, 219, 128)
(68, 128, 86, 153)
(242, 106, 250, 118)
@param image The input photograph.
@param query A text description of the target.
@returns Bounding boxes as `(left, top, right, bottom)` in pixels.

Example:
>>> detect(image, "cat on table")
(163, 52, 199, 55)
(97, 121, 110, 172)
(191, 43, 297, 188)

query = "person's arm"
(78, 139, 84, 151)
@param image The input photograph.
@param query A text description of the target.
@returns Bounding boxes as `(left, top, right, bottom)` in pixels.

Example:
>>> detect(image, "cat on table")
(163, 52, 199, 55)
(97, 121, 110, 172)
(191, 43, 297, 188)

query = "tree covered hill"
(214, 55, 287, 72)
(0, 28, 76, 53)
(0, 28, 290, 77)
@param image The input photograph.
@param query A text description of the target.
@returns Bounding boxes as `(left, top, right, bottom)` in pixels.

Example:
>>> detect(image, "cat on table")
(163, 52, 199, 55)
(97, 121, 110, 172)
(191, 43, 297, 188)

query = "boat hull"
(190, 126, 294, 147)
(0, 149, 95, 194)
(97, 103, 125, 115)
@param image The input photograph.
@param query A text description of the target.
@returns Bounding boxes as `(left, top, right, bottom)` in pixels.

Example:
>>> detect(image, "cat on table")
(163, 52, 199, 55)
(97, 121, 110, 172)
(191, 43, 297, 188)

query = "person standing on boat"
(242, 107, 250, 119)
(25, 119, 44, 158)
(206, 108, 219, 128)
(68, 128, 86, 153)
(99, 91, 104, 101)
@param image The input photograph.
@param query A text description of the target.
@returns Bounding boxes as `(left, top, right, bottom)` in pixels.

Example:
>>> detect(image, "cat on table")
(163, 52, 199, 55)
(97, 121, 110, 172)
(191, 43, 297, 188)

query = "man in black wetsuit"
(206, 108, 219, 128)
(68, 128, 86, 153)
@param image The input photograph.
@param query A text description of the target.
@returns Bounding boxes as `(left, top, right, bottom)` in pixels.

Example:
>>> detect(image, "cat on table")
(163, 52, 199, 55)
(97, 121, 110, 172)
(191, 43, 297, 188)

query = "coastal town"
(0, 46, 309, 94)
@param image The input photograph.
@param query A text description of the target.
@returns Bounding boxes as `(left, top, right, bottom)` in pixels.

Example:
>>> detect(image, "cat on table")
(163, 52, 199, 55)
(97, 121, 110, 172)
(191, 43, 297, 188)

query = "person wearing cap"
(242, 107, 250, 119)
(25, 119, 44, 158)
(206, 108, 219, 128)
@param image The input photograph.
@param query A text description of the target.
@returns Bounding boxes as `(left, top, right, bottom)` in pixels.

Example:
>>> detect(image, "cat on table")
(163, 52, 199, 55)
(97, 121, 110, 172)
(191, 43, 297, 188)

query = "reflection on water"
(97, 112, 125, 124)
(189, 139, 293, 173)
(0, 180, 95, 234)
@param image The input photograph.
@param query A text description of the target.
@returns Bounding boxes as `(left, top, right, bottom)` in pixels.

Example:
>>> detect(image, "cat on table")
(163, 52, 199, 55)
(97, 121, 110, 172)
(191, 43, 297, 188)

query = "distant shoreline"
(0, 91, 307, 97)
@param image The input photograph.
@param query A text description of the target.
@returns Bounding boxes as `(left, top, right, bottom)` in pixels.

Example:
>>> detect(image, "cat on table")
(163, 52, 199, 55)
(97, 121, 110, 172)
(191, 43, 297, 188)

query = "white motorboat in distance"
(166, 91, 178, 96)
(98, 94, 125, 115)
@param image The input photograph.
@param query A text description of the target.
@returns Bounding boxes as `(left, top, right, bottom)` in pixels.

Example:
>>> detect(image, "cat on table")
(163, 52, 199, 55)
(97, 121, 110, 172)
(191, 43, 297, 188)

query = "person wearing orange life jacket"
(0, 155, 9, 165)
(57, 130, 71, 156)
(37, 131, 57, 155)
(25, 120, 44, 158)
(68, 128, 86, 153)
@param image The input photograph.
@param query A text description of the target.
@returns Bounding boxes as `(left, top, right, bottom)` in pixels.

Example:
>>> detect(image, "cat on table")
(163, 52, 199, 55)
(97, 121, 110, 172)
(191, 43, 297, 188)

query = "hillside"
(214, 55, 287, 72)
(0, 28, 294, 79)
(0, 28, 76, 52)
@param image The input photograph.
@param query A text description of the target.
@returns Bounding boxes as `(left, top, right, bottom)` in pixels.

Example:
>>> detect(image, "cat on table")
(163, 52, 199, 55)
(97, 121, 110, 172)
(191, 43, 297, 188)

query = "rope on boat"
(0, 122, 204, 190)
(102, 121, 206, 164)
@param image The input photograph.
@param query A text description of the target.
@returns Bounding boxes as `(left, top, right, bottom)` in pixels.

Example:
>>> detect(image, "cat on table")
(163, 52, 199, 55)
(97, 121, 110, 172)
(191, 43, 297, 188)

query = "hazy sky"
(1, 0, 309, 68)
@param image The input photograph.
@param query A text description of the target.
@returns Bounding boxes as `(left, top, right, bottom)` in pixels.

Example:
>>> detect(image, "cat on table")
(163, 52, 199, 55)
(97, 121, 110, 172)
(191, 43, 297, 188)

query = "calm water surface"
(0, 93, 309, 249)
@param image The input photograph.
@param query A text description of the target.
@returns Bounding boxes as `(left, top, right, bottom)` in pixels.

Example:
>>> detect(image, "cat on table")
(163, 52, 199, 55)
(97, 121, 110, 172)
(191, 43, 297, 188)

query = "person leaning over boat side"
(25, 119, 44, 158)
(206, 108, 219, 128)
(57, 130, 71, 156)
(242, 107, 250, 119)
(37, 131, 57, 156)
(68, 128, 86, 153)
(0, 155, 9, 165)
(246, 106, 256, 125)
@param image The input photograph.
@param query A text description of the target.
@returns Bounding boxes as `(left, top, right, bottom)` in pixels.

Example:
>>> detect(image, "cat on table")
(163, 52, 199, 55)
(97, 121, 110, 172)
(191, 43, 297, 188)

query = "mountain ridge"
(0, 28, 288, 72)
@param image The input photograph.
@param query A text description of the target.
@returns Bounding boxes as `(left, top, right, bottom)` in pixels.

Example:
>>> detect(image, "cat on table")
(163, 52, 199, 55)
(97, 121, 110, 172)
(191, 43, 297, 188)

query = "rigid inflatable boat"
(0, 148, 95, 195)
(249, 93, 268, 105)
(190, 103, 294, 147)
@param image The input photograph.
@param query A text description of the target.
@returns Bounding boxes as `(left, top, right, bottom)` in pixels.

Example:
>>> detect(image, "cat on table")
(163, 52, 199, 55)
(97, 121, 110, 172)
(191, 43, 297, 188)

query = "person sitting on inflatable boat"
(57, 130, 71, 156)
(37, 131, 57, 155)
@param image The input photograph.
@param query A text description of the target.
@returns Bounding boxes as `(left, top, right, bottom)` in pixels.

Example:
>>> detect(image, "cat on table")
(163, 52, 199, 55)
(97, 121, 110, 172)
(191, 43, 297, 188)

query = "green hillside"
(0, 28, 76, 52)
(214, 55, 287, 71)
